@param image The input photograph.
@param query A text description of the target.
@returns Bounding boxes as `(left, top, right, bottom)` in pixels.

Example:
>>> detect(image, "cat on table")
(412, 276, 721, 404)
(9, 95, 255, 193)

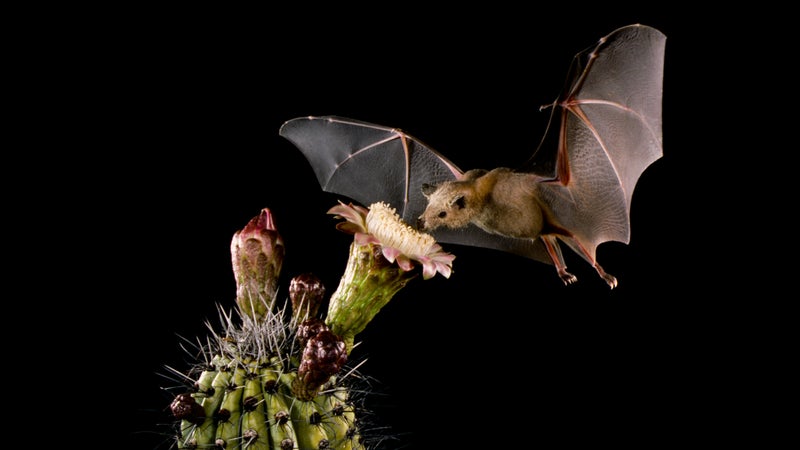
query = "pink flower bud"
(230, 208, 285, 319)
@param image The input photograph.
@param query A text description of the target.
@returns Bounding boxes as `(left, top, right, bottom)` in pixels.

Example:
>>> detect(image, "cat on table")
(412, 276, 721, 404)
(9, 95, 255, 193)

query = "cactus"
(163, 202, 454, 449)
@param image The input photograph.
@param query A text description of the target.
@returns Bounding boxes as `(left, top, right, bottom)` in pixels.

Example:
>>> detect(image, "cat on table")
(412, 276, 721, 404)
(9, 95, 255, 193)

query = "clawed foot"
(557, 264, 618, 288)
(594, 263, 618, 289)
(601, 273, 618, 289)
(557, 268, 578, 286)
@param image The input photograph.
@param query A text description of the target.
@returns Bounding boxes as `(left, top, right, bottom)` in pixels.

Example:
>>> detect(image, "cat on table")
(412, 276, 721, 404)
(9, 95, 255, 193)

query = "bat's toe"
(593, 263, 618, 289)
(604, 275, 618, 289)
(558, 270, 578, 286)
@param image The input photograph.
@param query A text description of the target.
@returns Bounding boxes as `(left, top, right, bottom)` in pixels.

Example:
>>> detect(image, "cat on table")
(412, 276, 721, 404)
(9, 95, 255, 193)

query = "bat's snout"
(415, 216, 427, 231)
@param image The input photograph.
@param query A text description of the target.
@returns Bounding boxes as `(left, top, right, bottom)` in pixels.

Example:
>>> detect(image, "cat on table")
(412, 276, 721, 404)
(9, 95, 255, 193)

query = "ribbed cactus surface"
(164, 203, 454, 449)
(166, 209, 366, 449)
(169, 314, 363, 450)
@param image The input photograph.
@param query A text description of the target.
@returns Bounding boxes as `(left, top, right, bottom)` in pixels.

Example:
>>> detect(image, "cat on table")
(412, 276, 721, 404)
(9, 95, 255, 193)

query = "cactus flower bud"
(292, 326, 347, 401)
(165, 207, 371, 449)
(230, 208, 285, 320)
(170, 393, 205, 425)
(296, 317, 329, 347)
(289, 272, 325, 323)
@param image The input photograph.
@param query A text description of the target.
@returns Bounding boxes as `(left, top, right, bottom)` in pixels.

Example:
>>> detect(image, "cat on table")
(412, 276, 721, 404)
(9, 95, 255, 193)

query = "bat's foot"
(600, 273, 618, 289)
(557, 268, 578, 286)
(594, 263, 618, 289)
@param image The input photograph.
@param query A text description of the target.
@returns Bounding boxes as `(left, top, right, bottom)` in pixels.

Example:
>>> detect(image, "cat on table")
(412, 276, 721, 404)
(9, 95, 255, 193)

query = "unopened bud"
(292, 330, 347, 400)
(289, 273, 325, 322)
(170, 393, 205, 425)
(230, 208, 285, 319)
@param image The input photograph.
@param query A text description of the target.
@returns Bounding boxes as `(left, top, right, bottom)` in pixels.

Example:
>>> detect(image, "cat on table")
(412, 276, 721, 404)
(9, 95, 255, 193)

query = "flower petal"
(351, 203, 370, 217)
(432, 252, 456, 266)
(328, 201, 368, 231)
(355, 232, 380, 246)
(381, 246, 400, 263)
(421, 260, 437, 280)
(336, 222, 364, 235)
(395, 254, 414, 272)
(435, 261, 452, 279)
(327, 202, 356, 219)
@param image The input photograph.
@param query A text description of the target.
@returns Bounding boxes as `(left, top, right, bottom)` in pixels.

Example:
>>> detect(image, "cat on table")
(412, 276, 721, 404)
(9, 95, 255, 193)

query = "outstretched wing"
(279, 25, 664, 269)
(279, 116, 554, 264)
(279, 116, 461, 223)
(535, 24, 665, 262)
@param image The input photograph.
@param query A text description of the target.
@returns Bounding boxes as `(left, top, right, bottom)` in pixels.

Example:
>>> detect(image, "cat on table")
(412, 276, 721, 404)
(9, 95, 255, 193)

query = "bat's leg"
(562, 236, 618, 289)
(540, 235, 578, 285)
(593, 262, 617, 289)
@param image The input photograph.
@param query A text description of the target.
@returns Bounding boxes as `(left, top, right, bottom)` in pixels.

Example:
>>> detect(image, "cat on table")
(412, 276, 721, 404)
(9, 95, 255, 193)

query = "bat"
(279, 24, 665, 288)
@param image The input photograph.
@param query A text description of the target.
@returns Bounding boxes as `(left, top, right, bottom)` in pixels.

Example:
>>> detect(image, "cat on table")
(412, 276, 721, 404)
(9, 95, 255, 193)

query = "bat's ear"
(450, 195, 466, 209)
(421, 183, 437, 198)
(461, 169, 487, 181)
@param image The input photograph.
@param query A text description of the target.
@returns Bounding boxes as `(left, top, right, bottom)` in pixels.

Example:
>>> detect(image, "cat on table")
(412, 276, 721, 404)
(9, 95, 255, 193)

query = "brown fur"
(418, 168, 550, 239)
(418, 167, 618, 288)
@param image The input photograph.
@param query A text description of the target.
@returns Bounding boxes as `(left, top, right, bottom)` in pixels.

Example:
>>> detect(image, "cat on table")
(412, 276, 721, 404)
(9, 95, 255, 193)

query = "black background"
(72, 9, 764, 449)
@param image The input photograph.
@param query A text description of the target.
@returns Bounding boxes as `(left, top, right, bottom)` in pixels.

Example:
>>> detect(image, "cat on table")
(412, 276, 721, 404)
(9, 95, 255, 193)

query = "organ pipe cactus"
(164, 203, 454, 449)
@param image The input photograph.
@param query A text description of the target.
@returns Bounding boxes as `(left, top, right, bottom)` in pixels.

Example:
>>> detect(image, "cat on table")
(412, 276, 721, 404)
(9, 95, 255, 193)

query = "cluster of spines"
(161, 208, 405, 449)
(173, 354, 362, 449)
(166, 299, 369, 449)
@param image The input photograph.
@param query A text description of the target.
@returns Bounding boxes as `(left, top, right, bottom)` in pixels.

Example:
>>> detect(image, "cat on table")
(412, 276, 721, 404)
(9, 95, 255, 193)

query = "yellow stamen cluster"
(365, 202, 435, 258)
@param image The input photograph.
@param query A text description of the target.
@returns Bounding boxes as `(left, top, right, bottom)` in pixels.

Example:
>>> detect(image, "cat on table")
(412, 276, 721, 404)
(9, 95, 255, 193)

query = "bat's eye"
(438, 211, 447, 218)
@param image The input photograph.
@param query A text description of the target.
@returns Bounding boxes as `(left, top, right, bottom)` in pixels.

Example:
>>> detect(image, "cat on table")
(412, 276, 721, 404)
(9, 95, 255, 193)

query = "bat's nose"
(416, 217, 426, 230)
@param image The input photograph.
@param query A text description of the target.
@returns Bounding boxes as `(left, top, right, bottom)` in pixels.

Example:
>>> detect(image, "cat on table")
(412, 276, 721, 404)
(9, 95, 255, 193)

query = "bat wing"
(534, 24, 665, 262)
(280, 116, 554, 264)
(279, 116, 461, 223)
(279, 25, 664, 269)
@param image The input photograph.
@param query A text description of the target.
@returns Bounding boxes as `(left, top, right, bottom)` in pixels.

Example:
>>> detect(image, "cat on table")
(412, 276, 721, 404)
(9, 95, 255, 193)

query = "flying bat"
(280, 24, 665, 288)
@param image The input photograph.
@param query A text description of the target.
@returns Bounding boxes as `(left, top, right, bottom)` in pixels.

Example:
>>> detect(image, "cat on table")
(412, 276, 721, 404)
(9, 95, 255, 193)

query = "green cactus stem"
(167, 208, 368, 449)
(324, 201, 454, 353)
(325, 241, 415, 352)
(165, 203, 454, 449)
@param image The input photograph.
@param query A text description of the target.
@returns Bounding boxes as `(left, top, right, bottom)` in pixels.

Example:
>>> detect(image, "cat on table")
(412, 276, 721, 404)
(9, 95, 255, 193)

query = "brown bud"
(289, 272, 325, 321)
(170, 393, 205, 425)
(292, 330, 347, 400)
(296, 318, 328, 347)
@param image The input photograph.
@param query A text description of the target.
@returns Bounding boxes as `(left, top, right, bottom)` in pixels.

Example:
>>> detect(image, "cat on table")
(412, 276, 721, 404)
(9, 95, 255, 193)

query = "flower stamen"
(365, 202, 435, 259)
(328, 200, 454, 279)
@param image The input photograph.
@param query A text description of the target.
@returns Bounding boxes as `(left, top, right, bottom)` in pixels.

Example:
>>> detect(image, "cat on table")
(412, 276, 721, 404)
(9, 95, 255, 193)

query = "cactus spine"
(165, 203, 454, 449)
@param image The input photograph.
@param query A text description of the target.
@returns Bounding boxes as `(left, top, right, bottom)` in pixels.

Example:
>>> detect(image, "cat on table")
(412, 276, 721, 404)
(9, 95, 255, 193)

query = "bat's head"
(416, 180, 476, 232)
